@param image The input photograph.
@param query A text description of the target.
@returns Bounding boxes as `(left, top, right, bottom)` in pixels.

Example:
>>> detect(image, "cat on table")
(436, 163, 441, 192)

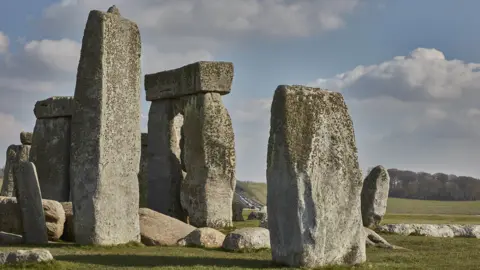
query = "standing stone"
(1, 144, 30, 197)
(30, 96, 73, 202)
(14, 162, 48, 244)
(181, 92, 236, 228)
(70, 6, 141, 245)
(139, 133, 148, 207)
(147, 99, 186, 221)
(20, 132, 32, 145)
(361, 165, 390, 227)
(267, 85, 366, 268)
(232, 193, 246, 221)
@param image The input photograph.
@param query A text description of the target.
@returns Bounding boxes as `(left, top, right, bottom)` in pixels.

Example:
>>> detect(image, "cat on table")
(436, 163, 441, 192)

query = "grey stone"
(30, 117, 71, 202)
(222, 227, 270, 251)
(0, 249, 53, 265)
(20, 132, 32, 145)
(33, 96, 73, 119)
(177, 227, 226, 248)
(14, 162, 48, 244)
(0, 197, 64, 241)
(247, 210, 266, 220)
(60, 202, 74, 242)
(267, 85, 366, 268)
(70, 7, 141, 245)
(361, 165, 390, 227)
(181, 93, 236, 228)
(376, 224, 480, 238)
(259, 215, 268, 229)
(147, 99, 187, 221)
(0, 232, 23, 245)
(107, 5, 120, 15)
(144, 61, 234, 101)
(138, 133, 148, 207)
(232, 193, 246, 221)
(1, 145, 31, 197)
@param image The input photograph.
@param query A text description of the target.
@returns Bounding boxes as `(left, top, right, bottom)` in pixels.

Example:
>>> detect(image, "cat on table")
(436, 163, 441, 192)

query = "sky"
(1, 0, 480, 181)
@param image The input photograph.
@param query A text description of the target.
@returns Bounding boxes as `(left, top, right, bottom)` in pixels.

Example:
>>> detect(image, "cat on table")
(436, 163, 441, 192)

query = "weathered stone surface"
(377, 224, 480, 238)
(139, 208, 195, 246)
(0, 249, 53, 265)
(177, 227, 226, 248)
(147, 99, 187, 220)
(232, 193, 246, 221)
(1, 145, 31, 197)
(20, 132, 32, 145)
(145, 61, 234, 101)
(138, 133, 148, 207)
(34, 96, 73, 119)
(30, 117, 71, 202)
(14, 162, 48, 244)
(181, 93, 236, 228)
(70, 7, 141, 245)
(60, 202, 74, 242)
(267, 85, 366, 267)
(222, 228, 270, 251)
(259, 215, 268, 229)
(364, 227, 406, 250)
(247, 211, 266, 220)
(361, 165, 390, 227)
(0, 197, 64, 241)
(0, 232, 23, 245)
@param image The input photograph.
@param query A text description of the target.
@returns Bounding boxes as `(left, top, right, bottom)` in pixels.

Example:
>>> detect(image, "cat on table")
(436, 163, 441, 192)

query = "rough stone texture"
(177, 227, 226, 248)
(247, 211, 266, 220)
(0, 232, 23, 245)
(145, 61, 234, 101)
(20, 132, 32, 145)
(181, 93, 236, 228)
(147, 99, 187, 221)
(364, 227, 406, 250)
(267, 85, 366, 268)
(139, 208, 195, 246)
(14, 162, 48, 244)
(139, 133, 148, 207)
(377, 224, 480, 238)
(259, 215, 268, 229)
(1, 145, 31, 197)
(60, 202, 74, 242)
(232, 193, 246, 221)
(30, 117, 71, 202)
(222, 228, 270, 251)
(361, 165, 390, 227)
(0, 249, 53, 265)
(0, 197, 64, 241)
(70, 7, 141, 245)
(33, 97, 73, 119)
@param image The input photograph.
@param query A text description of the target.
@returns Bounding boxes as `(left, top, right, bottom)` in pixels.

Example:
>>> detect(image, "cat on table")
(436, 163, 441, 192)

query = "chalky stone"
(361, 165, 390, 227)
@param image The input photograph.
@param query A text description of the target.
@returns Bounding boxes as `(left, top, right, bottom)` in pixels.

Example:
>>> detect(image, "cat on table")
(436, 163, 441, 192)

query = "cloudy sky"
(1, 0, 480, 181)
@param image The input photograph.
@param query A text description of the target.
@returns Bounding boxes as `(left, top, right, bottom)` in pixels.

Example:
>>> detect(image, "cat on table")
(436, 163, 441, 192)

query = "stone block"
(34, 96, 73, 119)
(20, 132, 32, 145)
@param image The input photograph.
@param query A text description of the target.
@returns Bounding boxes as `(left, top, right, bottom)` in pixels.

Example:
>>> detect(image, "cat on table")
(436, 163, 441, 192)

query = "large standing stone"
(30, 96, 73, 202)
(147, 99, 187, 221)
(14, 162, 48, 244)
(139, 133, 148, 207)
(70, 6, 141, 245)
(1, 145, 30, 197)
(361, 165, 390, 227)
(232, 193, 247, 221)
(20, 132, 32, 145)
(267, 85, 366, 267)
(181, 92, 236, 228)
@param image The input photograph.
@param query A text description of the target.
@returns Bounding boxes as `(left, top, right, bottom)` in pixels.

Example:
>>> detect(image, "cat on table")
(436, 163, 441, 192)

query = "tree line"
(386, 168, 480, 201)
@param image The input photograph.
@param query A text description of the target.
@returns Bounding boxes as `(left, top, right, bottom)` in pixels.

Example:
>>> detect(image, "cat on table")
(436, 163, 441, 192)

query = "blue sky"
(2, 0, 480, 181)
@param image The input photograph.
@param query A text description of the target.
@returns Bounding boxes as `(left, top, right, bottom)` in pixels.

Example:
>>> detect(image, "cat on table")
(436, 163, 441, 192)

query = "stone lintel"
(144, 61, 234, 101)
(34, 97, 74, 119)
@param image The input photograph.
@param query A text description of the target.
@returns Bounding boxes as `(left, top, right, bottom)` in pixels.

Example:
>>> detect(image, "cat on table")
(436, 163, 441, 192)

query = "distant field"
(236, 181, 267, 205)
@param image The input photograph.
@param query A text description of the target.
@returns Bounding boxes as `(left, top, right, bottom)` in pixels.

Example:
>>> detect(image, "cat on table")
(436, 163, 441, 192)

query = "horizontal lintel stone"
(34, 97, 74, 119)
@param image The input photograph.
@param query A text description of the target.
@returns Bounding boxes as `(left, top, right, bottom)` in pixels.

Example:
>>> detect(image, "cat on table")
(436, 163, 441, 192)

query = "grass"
(236, 181, 267, 205)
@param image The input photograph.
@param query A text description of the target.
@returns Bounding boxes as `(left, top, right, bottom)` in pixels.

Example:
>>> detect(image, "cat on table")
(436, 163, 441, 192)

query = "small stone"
(0, 249, 53, 265)
(361, 165, 390, 227)
(107, 5, 121, 15)
(222, 227, 270, 251)
(20, 132, 32, 145)
(177, 227, 225, 248)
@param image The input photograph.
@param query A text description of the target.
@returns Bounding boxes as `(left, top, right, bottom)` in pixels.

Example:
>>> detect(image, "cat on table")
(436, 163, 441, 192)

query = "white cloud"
(24, 39, 81, 73)
(0, 32, 8, 54)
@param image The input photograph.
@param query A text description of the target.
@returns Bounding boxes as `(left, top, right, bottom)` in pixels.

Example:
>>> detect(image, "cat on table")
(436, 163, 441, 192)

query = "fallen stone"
(361, 165, 390, 227)
(139, 208, 195, 246)
(364, 227, 407, 250)
(181, 92, 236, 228)
(0, 249, 53, 265)
(376, 224, 480, 238)
(247, 211, 266, 220)
(222, 227, 270, 252)
(145, 61, 234, 101)
(14, 162, 48, 244)
(60, 202, 74, 242)
(20, 132, 32, 145)
(0, 232, 23, 245)
(0, 197, 65, 241)
(70, 6, 141, 245)
(267, 85, 366, 268)
(33, 96, 74, 119)
(177, 227, 226, 248)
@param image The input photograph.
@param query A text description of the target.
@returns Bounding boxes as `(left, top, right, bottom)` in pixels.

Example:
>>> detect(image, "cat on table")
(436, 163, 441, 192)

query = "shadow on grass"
(56, 254, 276, 268)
